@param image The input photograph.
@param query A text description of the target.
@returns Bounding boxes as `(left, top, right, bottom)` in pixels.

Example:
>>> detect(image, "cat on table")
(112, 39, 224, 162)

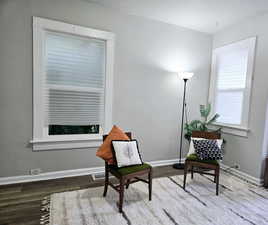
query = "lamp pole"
(173, 78, 188, 169)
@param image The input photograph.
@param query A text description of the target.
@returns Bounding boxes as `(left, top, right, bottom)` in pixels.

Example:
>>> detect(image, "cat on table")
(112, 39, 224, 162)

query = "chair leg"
(126, 179, 130, 189)
(215, 167, 220, 195)
(191, 166, 194, 179)
(148, 169, 152, 201)
(119, 178, 125, 213)
(103, 165, 109, 197)
(183, 161, 188, 190)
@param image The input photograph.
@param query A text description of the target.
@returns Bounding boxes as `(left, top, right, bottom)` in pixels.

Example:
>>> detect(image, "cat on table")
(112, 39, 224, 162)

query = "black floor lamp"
(173, 72, 194, 170)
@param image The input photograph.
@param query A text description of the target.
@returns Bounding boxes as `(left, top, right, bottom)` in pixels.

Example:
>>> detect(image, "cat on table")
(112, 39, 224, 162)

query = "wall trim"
(0, 158, 181, 186)
(220, 163, 263, 186)
(209, 124, 249, 137)
(0, 159, 263, 187)
(31, 139, 102, 151)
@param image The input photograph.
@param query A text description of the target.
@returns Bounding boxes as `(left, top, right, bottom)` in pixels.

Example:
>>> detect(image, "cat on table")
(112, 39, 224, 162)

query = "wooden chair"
(183, 131, 221, 195)
(102, 132, 153, 213)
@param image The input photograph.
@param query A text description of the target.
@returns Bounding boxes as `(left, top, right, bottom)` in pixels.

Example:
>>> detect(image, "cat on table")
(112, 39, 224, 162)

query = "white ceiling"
(88, 0, 268, 34)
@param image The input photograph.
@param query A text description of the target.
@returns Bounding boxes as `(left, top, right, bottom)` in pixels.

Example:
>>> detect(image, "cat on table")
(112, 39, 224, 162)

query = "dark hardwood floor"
(0, 165, 182, 225)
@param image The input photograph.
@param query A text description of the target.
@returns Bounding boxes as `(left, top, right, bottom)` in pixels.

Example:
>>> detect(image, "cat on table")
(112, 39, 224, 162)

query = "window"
(209, 37, 256, 136)
(31, 17, 114, 150)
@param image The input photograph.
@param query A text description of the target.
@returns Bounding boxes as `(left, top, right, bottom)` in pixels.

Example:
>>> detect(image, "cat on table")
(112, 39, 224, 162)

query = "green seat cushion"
(109, 163, 151, 176)
(186, 154, 219, 165)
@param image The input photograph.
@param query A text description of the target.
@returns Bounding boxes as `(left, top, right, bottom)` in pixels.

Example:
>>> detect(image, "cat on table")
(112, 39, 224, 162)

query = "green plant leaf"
(190, 120, 202, 130)
(200, 104, 211, 121)
(200, 105, 206, 118)
(207, 113, 220, 125)
(199, 122, 207, 131)
(206, 103, 211, 117)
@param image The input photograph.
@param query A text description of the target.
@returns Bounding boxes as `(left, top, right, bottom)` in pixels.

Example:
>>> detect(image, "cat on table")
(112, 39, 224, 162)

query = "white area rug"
(43, 172, 268, 225)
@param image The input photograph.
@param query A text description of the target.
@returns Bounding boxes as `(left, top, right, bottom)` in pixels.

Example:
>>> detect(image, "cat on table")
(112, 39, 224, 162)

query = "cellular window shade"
(45, 32, 106, 126)
(215, 48, 248, 125)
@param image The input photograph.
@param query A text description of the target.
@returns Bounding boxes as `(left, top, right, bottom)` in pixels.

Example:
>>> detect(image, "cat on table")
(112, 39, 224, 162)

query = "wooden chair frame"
(264, 157, 268, 188)
(183, 131, 221, 195)
(102, 132, 152, 213)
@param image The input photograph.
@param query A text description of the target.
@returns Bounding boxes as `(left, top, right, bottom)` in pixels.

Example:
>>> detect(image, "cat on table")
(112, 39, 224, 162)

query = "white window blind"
(209, 37, 256, 130)
(215, 48, 248, 125)
(45, 32, 106, 127)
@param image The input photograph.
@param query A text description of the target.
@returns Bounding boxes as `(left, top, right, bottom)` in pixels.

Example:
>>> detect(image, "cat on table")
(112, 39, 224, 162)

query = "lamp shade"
(178, 72, 194, 80)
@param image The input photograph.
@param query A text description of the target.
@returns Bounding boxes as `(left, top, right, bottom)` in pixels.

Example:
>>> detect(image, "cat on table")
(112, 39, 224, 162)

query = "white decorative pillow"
(112, 140, 143, 168)
(187, 137, 223, 156)
(188, 138, 204, 156)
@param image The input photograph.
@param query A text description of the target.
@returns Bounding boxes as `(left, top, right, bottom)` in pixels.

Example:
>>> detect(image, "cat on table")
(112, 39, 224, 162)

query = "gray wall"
(0, 0, 212, 177)
(213, 14, 268, 179)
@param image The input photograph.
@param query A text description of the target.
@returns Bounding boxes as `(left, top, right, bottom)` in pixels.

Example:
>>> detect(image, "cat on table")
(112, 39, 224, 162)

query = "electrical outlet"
(30, 168, 42, 175)
(234, 164, 240, 169)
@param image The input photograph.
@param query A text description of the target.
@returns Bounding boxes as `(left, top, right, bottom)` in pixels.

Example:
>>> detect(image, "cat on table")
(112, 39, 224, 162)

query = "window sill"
(209, 123, 249, 137)
(30, 135, 103, 151)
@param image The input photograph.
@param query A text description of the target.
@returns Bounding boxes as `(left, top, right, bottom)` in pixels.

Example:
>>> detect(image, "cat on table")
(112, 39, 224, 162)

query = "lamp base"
(172, 163, 185, 170)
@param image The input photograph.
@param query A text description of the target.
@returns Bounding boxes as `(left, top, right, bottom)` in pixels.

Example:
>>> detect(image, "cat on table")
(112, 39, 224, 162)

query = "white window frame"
(208, 37, 256, 137)
(31, 17, 115, 150)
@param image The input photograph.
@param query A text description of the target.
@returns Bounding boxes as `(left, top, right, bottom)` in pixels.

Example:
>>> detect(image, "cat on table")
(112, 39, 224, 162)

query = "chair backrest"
(102, 132, 132, 141)
(102, 132, 132, 167)
(192, 130, 221, 139)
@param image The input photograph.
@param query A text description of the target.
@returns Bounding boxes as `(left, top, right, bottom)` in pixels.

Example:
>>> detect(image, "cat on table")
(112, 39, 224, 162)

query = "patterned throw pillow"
(112, 140, 143, 168)
(192, 139, 223, 160)
(187, 137, 223, 156)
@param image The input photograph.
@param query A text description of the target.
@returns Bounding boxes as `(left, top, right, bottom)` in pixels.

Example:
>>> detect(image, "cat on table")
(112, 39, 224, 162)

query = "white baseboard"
(1, 159, 263, 187)
(0, 159, 263, 187)
(220, 163, 263, 186)
(0, 166, 104, 186)
(150, 158, 183, 167)
(0, 158, 181, 186)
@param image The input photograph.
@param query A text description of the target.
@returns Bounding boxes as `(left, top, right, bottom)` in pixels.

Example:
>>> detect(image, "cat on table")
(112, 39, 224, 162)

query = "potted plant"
(184, 103, 221, 141)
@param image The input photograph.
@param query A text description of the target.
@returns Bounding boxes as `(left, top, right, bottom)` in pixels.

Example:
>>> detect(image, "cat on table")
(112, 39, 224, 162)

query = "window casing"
(209, 37, 256, 136)
(31, 17, 114, 150)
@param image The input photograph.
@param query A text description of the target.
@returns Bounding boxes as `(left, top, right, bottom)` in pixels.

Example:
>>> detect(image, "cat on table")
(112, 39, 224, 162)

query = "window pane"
(49, 125, 99, 135)
(210, 37, 255, 128)
(45, 31, 106, 134)
(216, 48, 248, 90)
(215, 91, 244, 125)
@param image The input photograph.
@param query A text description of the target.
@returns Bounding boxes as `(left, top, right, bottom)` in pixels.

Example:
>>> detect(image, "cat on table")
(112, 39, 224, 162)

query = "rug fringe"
(40, 196, 50, 225)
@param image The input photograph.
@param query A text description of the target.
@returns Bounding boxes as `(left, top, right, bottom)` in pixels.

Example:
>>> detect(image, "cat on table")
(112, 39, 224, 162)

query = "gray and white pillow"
(192, 139, 223, 160)
(112, 140, 143, 167)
